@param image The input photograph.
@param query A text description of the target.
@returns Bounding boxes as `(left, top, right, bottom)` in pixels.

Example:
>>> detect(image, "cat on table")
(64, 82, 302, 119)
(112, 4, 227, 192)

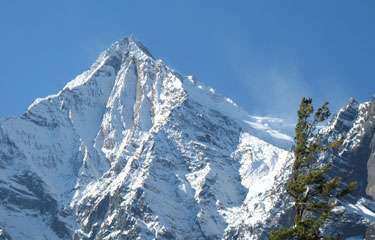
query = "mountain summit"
(0, 37, 374, 240)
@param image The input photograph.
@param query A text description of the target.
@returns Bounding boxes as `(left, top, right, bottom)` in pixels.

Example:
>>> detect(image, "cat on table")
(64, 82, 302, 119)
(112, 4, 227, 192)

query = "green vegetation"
(270, 98, 356, 240)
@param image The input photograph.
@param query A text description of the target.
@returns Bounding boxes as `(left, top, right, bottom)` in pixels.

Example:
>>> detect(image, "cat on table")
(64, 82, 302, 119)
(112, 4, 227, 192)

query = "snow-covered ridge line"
(28, 36, 293, 150)
(183, 74, 293, 149)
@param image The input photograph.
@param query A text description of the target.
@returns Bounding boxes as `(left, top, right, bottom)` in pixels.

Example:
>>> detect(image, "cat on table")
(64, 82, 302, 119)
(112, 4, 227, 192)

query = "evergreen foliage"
(270, 98, 356, 240)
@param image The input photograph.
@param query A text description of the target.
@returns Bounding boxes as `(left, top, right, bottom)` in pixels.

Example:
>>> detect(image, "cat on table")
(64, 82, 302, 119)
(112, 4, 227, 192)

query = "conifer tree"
(270, 98, 356, 240)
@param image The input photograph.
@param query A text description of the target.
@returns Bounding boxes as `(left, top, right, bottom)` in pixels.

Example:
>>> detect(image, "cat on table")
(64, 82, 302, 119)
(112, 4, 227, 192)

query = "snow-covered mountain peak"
(104, 36, 155, 61)
(26, 37, 292, 150)
(62, 37, 156, 92)
(9, 35, 294, 182)
(0, 37, 338, 240)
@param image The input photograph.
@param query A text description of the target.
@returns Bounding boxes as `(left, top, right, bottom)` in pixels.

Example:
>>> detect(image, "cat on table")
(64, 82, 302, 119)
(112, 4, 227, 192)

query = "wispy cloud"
(222, 37, 349, 122)
(240, 64, 311, 121)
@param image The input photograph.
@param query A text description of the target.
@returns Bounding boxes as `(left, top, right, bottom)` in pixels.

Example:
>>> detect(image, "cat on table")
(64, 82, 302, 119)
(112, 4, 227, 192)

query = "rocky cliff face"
(329, 97, 375, 201)
(305, 98, 375, 237)
(0, 37, 373, 240)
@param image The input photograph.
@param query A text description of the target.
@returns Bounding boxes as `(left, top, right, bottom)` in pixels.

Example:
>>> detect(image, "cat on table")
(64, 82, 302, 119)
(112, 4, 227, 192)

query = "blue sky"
(0, 0, 374, 121)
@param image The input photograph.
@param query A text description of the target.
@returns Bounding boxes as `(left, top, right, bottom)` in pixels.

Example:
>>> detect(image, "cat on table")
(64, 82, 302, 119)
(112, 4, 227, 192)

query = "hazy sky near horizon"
(0, 0, 374, 121)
